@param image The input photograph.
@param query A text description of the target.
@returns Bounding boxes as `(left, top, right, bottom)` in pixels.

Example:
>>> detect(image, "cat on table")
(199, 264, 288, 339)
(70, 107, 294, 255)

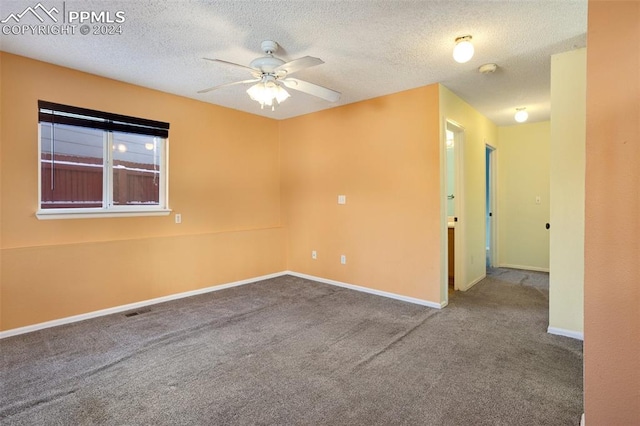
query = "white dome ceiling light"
(514, 107, 529, 123)
(453, 35, 474, 63)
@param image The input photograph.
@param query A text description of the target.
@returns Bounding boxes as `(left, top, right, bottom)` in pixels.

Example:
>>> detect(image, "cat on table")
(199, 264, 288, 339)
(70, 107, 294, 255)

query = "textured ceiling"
(0, 0, 588, 125)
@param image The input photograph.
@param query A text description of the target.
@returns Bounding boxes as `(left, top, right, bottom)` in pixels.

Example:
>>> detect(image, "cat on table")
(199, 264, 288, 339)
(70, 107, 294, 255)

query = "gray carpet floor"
(0, 268, 583, 425)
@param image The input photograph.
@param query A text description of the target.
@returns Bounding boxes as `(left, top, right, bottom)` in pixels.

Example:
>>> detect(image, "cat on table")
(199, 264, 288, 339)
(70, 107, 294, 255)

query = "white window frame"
(36, 102, 171, 220)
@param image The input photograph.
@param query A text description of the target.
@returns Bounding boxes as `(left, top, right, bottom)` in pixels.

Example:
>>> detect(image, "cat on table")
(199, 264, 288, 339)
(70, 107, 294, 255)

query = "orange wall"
(0, 53, 444, 331)
(0, 53, 4, 325)
(280, 85, 442, 303)
(0, 53, 285, 330)
(584, 1, 640, 424)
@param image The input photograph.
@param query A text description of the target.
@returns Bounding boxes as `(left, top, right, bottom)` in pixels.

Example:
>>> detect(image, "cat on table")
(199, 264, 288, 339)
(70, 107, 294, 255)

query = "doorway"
(444, 120, 465, 295)
(446, 128, 456, 290)
(485, 145, 496, 268)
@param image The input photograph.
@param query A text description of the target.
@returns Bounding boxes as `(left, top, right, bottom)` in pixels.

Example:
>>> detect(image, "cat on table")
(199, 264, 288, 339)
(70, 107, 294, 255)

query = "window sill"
(36, 209, 172, 220)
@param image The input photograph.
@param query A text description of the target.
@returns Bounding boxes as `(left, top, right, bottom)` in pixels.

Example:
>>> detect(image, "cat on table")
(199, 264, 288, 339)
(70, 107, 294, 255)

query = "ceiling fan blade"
(281, 77, 341, 102)
(203, 58, 257, 73)
(198, 78, 260, 94)
(275, 56, 324, 75)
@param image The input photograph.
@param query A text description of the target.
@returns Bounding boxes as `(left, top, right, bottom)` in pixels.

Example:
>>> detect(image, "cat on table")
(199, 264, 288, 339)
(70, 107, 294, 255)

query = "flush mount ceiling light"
(514, 107, 529, 123)
(453, 35, 474, 63)
(246, 75, 290, 111)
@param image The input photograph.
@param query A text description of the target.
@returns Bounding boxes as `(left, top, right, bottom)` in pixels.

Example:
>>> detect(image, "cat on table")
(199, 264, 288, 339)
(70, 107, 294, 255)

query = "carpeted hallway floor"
(0, 268, 583, 425)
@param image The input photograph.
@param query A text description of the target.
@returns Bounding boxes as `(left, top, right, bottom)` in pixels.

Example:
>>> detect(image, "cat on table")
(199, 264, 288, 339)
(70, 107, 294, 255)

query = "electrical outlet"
(535, 196, 541, 205)
(340, 255, 346, 265)
(175, 213, 182, 224)
(338, 195, 346, 205)
(312, 250, 317, 260)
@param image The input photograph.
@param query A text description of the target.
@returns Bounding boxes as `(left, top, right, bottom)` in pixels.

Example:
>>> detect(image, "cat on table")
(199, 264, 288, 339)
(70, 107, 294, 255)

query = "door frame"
(441, 119, 466, 304)
(485, 143, 498, 268)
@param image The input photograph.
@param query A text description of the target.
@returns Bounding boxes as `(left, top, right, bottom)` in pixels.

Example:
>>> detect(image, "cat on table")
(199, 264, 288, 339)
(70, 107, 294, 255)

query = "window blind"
(38, 100, 170, 138)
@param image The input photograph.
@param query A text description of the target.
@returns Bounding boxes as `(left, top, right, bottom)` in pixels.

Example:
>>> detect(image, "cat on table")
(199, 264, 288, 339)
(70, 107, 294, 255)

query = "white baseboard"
(498, 264, 550, 273)
(287, 271, 445, 309)
(458, 274, 486, 292)
(1, 271, 445, 339)
(0, 271, 288, 339)
(547, 326, 584, 341)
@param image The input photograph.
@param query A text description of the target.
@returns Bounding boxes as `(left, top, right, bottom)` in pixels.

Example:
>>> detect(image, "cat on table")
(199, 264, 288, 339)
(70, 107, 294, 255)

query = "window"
(37, 101, 170, 219)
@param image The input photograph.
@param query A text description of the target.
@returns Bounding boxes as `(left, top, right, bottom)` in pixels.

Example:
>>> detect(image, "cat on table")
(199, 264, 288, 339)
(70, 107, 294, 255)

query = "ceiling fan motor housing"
(250, 56, 286, 74)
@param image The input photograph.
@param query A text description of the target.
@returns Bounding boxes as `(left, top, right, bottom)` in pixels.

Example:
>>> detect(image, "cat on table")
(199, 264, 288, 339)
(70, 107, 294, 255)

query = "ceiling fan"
(198, 40, 341, 110)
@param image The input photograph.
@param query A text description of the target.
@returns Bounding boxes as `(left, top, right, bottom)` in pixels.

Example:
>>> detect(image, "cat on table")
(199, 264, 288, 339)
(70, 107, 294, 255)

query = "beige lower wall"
(497, 122, 551, 271)
(1, 227, 285, 330)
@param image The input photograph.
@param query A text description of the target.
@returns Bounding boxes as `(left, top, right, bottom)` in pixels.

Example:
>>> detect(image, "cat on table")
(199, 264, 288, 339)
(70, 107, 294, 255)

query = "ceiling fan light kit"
(453, 35, 474, 63)
(199, 40, 341, 110)
(247, 76, 290, 110)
